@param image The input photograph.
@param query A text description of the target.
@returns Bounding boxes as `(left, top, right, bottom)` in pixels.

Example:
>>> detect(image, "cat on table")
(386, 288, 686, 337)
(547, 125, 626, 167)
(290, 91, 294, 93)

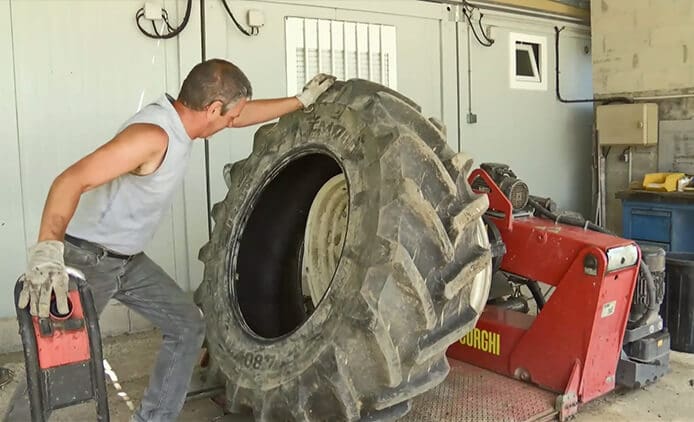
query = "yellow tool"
(642, 172, 685, 192)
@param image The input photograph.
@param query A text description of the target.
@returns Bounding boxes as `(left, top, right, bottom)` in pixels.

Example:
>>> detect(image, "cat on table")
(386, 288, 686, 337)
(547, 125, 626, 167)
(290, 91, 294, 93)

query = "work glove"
(18, 240, 70, 318)
(296, 73, 337, 108)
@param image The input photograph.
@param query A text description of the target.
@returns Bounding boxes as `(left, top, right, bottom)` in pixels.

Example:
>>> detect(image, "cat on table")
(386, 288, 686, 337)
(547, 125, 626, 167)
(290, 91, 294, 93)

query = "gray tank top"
(67, 94, 193, 255)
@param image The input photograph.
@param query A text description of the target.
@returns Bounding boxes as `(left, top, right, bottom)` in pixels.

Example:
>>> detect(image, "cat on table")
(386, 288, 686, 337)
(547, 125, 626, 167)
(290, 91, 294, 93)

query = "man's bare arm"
(37, 124, 168, 241)
(231, 97, 303, 128)
(231, 74, 336, 128)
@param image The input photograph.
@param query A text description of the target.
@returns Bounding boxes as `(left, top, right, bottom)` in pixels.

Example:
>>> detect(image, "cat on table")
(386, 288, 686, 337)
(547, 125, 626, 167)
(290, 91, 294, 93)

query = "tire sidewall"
(200, 103, 380, 390)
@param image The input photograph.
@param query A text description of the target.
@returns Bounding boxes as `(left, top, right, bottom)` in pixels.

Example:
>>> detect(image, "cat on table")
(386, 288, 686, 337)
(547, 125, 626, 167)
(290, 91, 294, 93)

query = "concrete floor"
(0, 330, 692, 421)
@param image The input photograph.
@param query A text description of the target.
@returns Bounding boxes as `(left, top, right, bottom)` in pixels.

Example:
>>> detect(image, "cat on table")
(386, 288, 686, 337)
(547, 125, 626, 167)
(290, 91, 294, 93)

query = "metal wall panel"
(285, 17, 399, 93)
(2, 0, 200, 321)
(201, 0, 449, 222)
(0, 0, 27, 318)
(201, 0, 337, 214)
(12, 0, 170, 270)
(458, 13, 593, 214)
(334, 8, 444, 122)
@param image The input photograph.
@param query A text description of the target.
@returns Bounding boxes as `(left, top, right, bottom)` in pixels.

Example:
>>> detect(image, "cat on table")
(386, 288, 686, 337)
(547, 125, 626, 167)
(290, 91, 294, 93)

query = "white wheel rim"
(302, 174, 349, 306)
(469, 218, 492, 313)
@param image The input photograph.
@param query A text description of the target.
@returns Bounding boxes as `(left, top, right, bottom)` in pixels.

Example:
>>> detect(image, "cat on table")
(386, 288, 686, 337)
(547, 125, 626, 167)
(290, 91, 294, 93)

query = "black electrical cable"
(525, 280, 546, 310)
(477, 11, 495, 45)
(201, 0, 207, 61)
(543, 286, 554, 299)
(462, 7, 494, 47)
(162, 10, 177, 32)
(200, 0, 213, 239)
(135, 0, 192, 39)
(507, 274, 546, 310)
(151, 20, 161, 37)
(631, 261, 660, 328)
(455, 16, 463, 150)
(416, 0, 493, 46)
(554, 26, 631, 104)
(506, 275, 545, 311)
(220, 0, 256, 37)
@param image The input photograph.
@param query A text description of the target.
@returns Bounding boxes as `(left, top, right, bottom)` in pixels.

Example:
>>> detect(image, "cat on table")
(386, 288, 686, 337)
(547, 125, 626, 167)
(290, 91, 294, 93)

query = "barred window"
(285, 17, 397, 95)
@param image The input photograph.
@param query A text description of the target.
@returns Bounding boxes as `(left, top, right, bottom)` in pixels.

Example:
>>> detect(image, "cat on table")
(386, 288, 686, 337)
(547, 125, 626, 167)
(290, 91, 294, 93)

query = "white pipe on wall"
(628, 148, 633, 186)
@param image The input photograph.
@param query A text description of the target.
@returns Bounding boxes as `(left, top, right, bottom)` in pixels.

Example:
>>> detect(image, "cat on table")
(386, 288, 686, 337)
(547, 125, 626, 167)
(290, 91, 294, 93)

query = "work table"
(617, 190, 694, 204)
(618, 190, 694, 252)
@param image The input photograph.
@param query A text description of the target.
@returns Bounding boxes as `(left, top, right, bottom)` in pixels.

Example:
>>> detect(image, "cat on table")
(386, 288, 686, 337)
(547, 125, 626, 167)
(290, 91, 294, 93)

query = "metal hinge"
(448, 4, 464, 22)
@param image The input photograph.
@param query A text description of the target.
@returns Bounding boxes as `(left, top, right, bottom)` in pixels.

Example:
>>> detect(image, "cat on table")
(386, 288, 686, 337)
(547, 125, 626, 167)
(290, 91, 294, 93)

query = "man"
(6, 58, 335, 421)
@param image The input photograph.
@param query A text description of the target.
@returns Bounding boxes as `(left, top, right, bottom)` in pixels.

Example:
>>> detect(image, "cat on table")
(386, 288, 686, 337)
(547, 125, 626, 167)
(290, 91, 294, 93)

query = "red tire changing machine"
(440, 164, 670, 421)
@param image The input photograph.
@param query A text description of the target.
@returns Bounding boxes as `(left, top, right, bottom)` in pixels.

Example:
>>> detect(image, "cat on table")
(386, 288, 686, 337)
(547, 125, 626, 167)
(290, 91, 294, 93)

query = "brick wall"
(591, 0, 694, 233)
(591, 0, 694, 96)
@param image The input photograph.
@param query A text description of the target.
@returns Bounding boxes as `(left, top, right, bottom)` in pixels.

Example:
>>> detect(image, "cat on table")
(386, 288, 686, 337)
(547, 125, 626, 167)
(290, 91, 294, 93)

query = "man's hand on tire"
(18, 240, 70, 318)
(296, 73, 337, 108)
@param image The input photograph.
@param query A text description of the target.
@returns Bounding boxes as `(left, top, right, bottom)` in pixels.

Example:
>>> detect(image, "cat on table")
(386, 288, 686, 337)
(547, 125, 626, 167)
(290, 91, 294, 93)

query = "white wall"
(0, 0, 592, 351)
(459, 12, 594, 214)
(0, 0, 26, 318)
(0, 0, 204, 341)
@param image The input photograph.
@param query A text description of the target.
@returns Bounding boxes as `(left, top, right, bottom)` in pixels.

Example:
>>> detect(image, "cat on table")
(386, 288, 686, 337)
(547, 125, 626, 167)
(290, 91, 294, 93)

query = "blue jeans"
(4, 238, 205, 422)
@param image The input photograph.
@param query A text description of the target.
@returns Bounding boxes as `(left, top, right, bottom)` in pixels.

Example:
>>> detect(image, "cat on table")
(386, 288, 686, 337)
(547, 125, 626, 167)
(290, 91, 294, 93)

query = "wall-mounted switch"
(248, 9, 265, 28)
(144, 1, 163, 20)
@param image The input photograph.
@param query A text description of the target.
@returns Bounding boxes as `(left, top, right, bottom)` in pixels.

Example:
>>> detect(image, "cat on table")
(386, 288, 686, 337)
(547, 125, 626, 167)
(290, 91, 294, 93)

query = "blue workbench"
(618, 190, 694, 253)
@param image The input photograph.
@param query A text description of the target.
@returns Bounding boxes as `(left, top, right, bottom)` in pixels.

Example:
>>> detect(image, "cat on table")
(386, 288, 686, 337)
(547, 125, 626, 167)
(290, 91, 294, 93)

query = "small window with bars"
(285, 17, 397, 95)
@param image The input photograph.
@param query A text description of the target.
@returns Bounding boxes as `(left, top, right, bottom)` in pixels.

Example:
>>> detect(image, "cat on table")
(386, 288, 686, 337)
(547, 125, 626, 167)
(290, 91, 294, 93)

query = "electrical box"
(143, 0, 163, 20)
(247, 9, 265, 28)
(596, 103, 658, 146)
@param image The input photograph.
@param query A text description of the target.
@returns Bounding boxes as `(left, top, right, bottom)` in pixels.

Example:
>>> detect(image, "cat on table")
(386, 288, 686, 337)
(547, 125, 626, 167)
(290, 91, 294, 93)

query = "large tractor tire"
(194, 79, 492, 421)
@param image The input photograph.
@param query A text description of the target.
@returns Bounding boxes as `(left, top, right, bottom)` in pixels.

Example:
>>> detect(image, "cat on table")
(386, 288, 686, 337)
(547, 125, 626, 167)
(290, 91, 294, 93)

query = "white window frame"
(509, 32, 547, 91)
(514, 43, 541, 83)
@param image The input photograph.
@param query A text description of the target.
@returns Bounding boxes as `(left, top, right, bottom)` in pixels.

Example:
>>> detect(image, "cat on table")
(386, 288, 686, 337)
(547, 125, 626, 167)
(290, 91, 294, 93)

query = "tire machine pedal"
(14, 267, 109, 422)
